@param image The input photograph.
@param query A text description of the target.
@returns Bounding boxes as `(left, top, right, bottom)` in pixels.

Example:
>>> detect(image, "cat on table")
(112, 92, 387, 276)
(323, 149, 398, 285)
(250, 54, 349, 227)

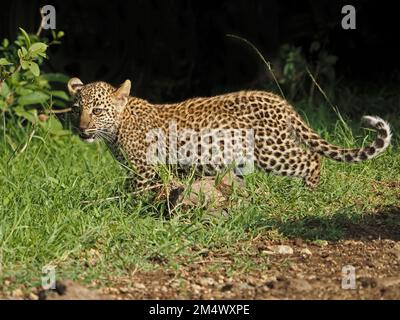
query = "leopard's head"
(67, 78, 131, 142)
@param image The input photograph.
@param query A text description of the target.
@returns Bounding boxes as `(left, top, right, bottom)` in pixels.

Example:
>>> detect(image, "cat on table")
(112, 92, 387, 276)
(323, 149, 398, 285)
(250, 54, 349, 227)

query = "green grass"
(1, 93, 399, 292)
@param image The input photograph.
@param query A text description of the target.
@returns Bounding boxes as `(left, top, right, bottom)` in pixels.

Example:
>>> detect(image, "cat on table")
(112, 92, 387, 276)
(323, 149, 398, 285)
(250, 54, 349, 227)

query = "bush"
(0, 27, 69, 135)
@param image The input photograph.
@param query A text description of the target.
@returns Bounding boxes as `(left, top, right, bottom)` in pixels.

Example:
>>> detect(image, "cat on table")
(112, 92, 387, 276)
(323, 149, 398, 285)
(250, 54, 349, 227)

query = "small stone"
(161, 286, 168, 293)
(133, 283, 146, 290)
(11, 288, 24, 298)
(261, 250, 275, 255)
(119, 287, 129, 293)
(274, 245, 294, 255)
(238, 283, 254, 291)
(198, 277, 215, 287)
(29, 292, 39, 300)
(300, 248, 312, 256)
(314, 240, 329, 247)
(107, 287, 119, 294)
(393, 243, 400, 260)
(192, 284, 202, 294)
(321, 252, 329, 258)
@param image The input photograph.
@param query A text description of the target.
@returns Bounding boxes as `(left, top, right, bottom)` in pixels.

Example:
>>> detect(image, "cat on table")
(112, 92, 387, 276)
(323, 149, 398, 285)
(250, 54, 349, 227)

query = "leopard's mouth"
(79, 132, 96, 142)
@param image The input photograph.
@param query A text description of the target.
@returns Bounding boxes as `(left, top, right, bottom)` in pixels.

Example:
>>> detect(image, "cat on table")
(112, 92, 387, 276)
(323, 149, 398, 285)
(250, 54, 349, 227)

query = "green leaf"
(29, 62, 40, 76)
(0, 58, 12, 66)
(2, 38, 9, 48)
(18, 47, 28, 59)
(18, 91, 49, 106)
(19, 28, 31, 48)
(0, 81, 10, 97)
(0, 100, 8, 112)
(29, 42, 47, 56)
(50, 90, 69, 101)
(14, 105, 38, 123)
(20, 59, 30, 70)
(37, 52, 47, 59)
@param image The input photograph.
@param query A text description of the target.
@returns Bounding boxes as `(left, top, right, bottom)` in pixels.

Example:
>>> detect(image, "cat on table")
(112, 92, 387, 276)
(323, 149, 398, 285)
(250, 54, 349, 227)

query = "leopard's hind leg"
(255, 138, 322, 188)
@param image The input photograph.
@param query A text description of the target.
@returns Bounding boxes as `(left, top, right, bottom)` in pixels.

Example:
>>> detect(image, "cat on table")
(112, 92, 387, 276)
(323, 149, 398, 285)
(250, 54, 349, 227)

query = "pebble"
(198, 277, 215, 287)
(134, 283, 146, 290)
(29, 292, 38, 300)
(300, 248, 312, 256)
(11, 288, 24, 298)
(275, 245, 294, 255)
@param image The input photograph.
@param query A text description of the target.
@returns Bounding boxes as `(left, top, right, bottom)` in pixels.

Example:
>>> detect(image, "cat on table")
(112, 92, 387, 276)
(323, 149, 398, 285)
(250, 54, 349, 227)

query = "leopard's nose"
(79, 110, 90, 131)
(79, 121, 89, 132)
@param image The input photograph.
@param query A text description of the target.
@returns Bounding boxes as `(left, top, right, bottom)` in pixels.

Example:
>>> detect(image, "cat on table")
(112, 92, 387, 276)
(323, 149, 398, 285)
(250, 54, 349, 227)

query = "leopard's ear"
(68, 77, 84, 97)
(113, 79, 131, 108)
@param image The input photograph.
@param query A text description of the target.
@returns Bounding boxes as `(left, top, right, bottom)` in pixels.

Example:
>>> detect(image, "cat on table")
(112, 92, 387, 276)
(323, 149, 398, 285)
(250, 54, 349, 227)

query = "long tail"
(290, 114, 392, 162)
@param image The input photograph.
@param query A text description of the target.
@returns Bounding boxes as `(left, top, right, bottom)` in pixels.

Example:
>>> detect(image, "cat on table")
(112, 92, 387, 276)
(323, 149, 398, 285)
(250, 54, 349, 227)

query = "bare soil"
(33, 237, 400, 300)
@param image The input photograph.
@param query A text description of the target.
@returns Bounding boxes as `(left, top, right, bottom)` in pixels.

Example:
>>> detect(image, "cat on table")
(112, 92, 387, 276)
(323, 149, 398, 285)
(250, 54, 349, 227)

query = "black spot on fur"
(376, 121, 384, 128)
(367, 147, 376, 155)
(378, 129, 388, 138)
(359, 152, 368, 160)
(329, 151, 338, 158)
(345, 154, 353, 162)
(375, 138, 385, 148)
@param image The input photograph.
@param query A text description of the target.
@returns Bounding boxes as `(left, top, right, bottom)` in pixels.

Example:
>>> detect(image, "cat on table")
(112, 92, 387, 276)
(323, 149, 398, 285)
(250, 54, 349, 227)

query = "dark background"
(1, 0, 399, 103)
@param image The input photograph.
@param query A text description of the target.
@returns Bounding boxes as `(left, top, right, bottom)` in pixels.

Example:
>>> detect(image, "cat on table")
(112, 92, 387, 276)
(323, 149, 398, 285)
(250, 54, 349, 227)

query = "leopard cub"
(68, 78, 391, 189)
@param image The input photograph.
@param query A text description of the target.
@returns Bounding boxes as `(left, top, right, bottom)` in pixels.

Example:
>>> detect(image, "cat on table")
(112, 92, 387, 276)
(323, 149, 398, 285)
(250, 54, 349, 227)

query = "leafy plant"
(278, 42, 337, 102)
(0, 27, 70, 135)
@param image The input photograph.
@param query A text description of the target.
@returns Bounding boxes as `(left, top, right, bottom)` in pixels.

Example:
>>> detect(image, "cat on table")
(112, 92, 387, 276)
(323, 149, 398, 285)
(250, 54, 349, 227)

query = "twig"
(306, 66, 350, 133)
(47, 107, 72, 114)
(226, 34, 286, 100)
(36, 8, 45, 37)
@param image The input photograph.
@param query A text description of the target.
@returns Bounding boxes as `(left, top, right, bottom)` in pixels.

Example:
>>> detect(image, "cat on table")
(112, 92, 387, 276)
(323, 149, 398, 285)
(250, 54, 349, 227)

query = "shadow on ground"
(269, 205, 400, 241)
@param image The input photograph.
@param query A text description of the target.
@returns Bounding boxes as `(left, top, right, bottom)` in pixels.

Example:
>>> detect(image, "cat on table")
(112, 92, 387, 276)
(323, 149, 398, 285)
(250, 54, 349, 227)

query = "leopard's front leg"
(126, 157, 159, 192)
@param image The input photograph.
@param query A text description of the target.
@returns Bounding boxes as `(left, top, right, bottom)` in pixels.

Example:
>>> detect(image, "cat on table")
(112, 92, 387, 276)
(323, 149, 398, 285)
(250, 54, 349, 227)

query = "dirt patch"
(95, 238, 400, 300)
(3, 237, 399, 300)
(38, 280, 109, 300)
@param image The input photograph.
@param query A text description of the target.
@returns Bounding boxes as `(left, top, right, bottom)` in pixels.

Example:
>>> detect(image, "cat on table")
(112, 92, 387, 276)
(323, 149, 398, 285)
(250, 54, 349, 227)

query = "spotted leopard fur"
(68, 78, 391, 189)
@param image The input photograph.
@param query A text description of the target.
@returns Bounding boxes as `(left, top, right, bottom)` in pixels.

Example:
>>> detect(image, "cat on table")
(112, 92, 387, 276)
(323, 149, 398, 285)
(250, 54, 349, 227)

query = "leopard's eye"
(72, 103, 80, 114)
(92, 108, 103, 116)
